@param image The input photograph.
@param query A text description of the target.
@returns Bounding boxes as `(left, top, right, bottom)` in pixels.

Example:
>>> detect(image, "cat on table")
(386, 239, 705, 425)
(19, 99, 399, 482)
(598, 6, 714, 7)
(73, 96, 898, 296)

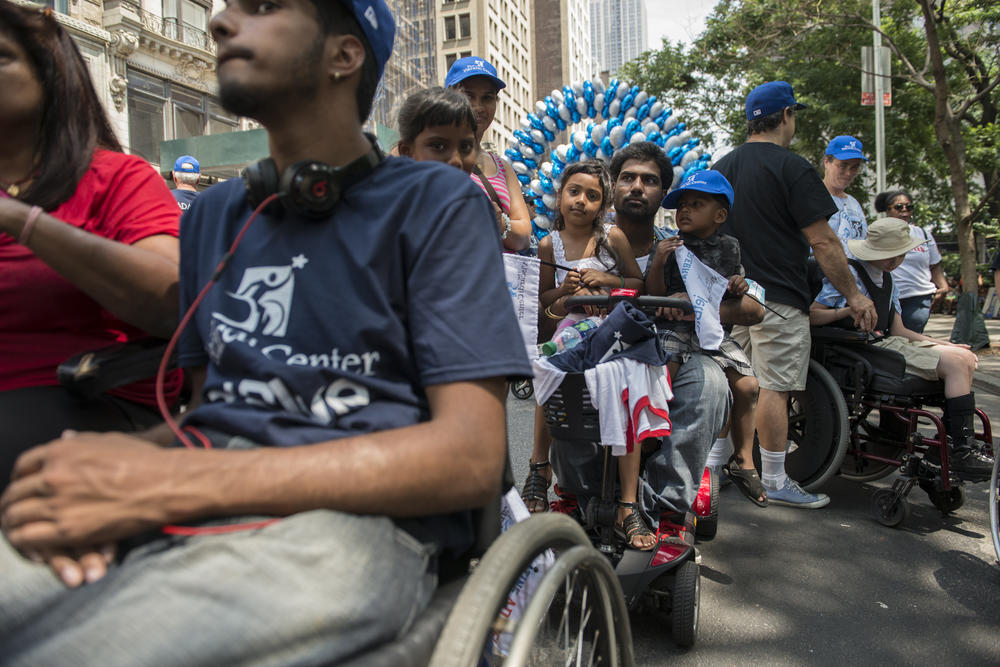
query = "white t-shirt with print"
(892, 224, 942, 298)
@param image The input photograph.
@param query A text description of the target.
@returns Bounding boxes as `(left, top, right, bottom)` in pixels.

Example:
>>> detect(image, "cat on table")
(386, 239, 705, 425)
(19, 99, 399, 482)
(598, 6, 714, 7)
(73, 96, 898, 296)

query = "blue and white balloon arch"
(502, 78, 712, 241)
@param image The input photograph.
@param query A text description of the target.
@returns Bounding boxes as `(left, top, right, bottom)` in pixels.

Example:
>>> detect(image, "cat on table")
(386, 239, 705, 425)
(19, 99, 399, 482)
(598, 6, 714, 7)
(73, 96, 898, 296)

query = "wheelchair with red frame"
(766, 263, 995, 527)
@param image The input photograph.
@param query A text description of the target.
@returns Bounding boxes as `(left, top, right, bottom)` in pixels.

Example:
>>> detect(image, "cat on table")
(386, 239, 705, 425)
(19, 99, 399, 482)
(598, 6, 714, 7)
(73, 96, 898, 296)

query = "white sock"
(759, 449, 787, 490)
(705, 437, 731, 467)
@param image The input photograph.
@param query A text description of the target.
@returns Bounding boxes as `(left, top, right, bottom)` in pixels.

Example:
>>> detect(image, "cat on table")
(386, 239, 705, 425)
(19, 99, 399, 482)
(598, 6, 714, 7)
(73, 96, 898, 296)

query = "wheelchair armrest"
(57, 339, 174, 399)
(810, 326, 869, 343)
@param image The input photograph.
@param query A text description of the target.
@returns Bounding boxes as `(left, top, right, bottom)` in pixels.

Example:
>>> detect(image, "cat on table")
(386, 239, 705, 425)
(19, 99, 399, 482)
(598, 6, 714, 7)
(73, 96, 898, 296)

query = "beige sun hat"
(847, 217, 925, 261)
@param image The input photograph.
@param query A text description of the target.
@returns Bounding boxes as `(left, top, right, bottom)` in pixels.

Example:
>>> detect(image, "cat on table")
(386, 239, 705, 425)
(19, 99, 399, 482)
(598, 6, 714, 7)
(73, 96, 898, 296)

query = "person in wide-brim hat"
(847, 217, 925, 261)
(812, 217, 995, 482)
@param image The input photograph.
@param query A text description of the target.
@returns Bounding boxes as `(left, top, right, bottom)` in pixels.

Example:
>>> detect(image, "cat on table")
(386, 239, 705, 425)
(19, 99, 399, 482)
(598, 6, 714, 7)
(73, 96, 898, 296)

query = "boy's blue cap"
(445, 56, 507, 91)
(825, 135, 868, 161)
(173, 155, 200, 173)
(745, 81, 807, 120)
(661, 170, 735, 209)
(340, 0, 396, 82)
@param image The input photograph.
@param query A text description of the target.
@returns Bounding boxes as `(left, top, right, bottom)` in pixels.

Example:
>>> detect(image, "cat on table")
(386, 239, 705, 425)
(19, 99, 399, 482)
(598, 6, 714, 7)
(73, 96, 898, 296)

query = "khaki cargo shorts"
(731, 302, 810, 392)
(873, 336, 941, 381)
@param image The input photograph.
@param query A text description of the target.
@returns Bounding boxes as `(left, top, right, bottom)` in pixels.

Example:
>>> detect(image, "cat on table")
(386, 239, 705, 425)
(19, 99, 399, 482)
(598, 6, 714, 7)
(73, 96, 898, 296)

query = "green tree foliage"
(619, 0, 999, 289)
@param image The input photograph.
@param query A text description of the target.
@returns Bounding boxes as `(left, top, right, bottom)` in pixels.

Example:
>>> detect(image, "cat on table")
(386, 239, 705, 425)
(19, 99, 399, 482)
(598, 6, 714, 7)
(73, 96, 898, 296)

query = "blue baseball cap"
(825, 135, 868, 161)
(173, 155, 200, 173)
(661, 170, 735, 210)
(745, 81, 807, 120)
(444, 56, 506, 91)
(339, 0, 396, 82)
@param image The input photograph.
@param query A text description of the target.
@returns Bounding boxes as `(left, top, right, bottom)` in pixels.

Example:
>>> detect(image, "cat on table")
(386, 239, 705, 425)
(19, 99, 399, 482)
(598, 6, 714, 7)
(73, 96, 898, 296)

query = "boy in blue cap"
(822, 135, 868, 250)
(0, 1, 531, 663)
(647, 170, 766, 506)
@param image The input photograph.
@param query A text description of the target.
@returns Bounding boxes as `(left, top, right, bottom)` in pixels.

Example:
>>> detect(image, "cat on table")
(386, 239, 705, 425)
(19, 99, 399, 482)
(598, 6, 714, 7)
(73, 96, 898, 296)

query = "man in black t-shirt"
(170, 155, 201, 211)
(714, 81, 876, 509)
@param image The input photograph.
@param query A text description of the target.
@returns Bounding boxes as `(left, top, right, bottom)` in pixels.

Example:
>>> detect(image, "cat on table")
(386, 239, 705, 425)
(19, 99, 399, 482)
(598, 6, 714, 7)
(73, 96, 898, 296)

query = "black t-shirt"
(714, 142, 836, 311)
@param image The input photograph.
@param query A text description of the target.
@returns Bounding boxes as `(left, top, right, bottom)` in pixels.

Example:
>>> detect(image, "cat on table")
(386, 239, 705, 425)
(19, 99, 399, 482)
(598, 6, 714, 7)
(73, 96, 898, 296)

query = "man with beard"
(549, 143, 761, 530)
(0, 1, 531, 663)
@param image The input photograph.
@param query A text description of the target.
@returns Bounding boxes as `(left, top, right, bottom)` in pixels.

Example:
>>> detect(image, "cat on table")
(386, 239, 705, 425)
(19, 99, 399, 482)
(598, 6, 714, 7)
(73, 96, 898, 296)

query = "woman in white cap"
(809, 217, 993, 481)
(445, 56, 531, 251)
(874, 188, 949, 333)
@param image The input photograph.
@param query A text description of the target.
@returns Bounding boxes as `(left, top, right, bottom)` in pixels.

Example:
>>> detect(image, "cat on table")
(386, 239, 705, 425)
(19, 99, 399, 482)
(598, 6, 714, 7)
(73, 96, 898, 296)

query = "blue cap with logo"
(173, 155, 200, 173)
(661, 170, 735, 210)
(745, 81, 807, 120)
(339, 0, 396, 82)
(444, 56, 507, 91)
(825, 135, 868, 161)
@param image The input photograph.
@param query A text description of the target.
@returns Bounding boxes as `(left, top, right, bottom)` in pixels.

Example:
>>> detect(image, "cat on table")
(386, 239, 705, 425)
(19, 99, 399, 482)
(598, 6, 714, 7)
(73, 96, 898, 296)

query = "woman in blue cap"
(446, 56, 531, 251)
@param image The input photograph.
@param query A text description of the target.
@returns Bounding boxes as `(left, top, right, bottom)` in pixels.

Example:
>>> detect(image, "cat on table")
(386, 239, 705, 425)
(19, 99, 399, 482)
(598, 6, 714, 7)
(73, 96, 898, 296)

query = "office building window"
(459, 13, 470, 38)
(126, 69, 237, 166)
(444, 16, 456, 40)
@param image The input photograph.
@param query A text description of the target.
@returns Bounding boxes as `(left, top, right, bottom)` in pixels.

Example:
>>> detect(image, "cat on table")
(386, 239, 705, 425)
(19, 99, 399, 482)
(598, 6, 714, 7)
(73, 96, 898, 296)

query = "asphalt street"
(505, 386, 1000, 666)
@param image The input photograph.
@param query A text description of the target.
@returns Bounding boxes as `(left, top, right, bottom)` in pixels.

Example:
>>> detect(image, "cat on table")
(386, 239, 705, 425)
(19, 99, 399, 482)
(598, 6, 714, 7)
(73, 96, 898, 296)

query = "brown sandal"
(616, 501, 657, 551)
(521, 460, 551, 513)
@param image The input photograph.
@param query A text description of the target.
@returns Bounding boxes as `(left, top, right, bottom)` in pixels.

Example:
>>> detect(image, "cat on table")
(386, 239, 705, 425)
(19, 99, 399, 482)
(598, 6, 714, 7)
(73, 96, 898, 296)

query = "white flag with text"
(675, 245, 727, 350)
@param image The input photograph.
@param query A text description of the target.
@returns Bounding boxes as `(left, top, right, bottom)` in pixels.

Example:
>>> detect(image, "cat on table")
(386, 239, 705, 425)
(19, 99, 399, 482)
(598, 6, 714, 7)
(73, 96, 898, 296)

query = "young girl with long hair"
(526, 160, 655, 548)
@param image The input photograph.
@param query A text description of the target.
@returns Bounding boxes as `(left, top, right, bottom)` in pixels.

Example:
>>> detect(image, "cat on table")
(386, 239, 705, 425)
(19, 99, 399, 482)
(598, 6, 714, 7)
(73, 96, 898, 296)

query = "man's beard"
(217, 36, 325, 120)
(616, 196, 657, 223)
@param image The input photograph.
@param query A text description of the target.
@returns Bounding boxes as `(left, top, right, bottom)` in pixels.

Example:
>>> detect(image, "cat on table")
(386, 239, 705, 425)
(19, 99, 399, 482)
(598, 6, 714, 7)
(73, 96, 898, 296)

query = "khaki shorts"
(732, 302, 811, 392)
(873, 336, 941, 381)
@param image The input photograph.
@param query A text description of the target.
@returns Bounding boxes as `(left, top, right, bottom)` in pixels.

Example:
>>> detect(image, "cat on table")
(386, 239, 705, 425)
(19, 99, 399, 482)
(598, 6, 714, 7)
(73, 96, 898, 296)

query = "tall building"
(436, 0, 533, 151)
(590, 0, 648, 75)
(369, 0, 437, 143)
(532, 0, 593, 104)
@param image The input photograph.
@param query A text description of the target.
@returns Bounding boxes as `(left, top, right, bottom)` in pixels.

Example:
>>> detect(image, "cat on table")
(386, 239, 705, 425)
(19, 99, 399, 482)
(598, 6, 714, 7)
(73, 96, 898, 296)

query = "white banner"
(503, 254, 540, 359)
(675, 245, 727, 350)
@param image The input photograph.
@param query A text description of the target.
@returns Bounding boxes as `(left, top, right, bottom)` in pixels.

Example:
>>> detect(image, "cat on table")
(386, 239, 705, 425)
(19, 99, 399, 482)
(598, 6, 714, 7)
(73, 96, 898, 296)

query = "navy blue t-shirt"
(177, 156, 531, 552)
(172, 188, 199, 211)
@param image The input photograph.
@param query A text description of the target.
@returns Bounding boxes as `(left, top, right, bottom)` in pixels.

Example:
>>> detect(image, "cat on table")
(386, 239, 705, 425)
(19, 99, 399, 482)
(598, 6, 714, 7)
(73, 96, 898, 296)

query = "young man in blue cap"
(0, 1, 530, 663)
(822, 135, 868, 250)
(170, 154, 201, 211)
(714, 81, 876, 508)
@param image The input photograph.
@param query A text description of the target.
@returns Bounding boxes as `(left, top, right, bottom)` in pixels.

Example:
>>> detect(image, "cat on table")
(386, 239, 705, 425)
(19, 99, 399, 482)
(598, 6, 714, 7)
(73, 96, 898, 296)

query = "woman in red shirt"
(0, 3, 180, 487)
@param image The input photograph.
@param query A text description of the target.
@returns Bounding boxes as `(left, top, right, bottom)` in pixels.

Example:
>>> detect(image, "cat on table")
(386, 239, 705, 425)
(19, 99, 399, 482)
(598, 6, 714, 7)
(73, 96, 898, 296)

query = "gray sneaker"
(766, 478, 830, 509)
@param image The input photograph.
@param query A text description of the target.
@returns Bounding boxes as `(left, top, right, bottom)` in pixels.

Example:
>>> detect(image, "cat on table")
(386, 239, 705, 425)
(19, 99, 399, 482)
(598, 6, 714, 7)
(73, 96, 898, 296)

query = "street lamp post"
(872, 0, 886, 193)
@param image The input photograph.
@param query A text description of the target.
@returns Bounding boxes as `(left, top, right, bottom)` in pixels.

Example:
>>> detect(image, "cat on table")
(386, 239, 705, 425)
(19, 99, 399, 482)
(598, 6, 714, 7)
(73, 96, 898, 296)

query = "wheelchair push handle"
(565, 293, 694, 314)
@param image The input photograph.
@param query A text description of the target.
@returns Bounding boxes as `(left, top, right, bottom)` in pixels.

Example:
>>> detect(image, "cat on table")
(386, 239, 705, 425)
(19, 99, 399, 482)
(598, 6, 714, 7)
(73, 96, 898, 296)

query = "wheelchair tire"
(990, 455, 1000, 565)
(510, 379, 534, 401)
(754, 360, 849, 492)
(924, 483, 965, 514)
(669, 559, 700, 649)
(871, 489, 910, 527)
(429, 513, 634, 667)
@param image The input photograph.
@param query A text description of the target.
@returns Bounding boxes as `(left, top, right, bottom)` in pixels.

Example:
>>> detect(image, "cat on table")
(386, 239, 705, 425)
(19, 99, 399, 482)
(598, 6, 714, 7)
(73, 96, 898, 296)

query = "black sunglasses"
(891, 203, 914, 212)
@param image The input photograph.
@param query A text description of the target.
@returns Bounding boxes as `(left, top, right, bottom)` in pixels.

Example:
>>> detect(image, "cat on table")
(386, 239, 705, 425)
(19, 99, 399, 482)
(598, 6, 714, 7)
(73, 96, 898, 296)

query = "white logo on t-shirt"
(212, 255, 308, 337)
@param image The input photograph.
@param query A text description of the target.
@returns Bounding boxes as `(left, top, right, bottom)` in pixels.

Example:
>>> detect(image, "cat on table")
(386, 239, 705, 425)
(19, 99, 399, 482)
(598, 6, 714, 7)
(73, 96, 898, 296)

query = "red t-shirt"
(0, 149, 182, 405)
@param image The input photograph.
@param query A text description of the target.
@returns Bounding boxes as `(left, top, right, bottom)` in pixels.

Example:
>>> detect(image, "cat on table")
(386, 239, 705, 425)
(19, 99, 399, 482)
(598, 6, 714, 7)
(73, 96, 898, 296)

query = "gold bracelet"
(544, 305, 563, 320)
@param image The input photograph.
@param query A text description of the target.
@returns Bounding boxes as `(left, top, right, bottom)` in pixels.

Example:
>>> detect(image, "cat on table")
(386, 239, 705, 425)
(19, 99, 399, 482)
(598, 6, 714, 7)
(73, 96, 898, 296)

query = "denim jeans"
(900, 294, 933, 334)
(0, 453, 437, 666)
(550, 354, 731, 526)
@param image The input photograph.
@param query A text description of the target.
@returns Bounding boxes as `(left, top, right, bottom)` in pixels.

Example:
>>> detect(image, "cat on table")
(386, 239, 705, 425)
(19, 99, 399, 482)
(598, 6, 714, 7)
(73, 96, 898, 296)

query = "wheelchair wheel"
(754, 360, 849, 492)
(511, 379, 534, 401)
(429, 513, 633, 667)
(669, 560, 700, 648)
(920, 481, 965, 514)
(989, 455, 1000, 565)
(871, 489, 910, 527)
